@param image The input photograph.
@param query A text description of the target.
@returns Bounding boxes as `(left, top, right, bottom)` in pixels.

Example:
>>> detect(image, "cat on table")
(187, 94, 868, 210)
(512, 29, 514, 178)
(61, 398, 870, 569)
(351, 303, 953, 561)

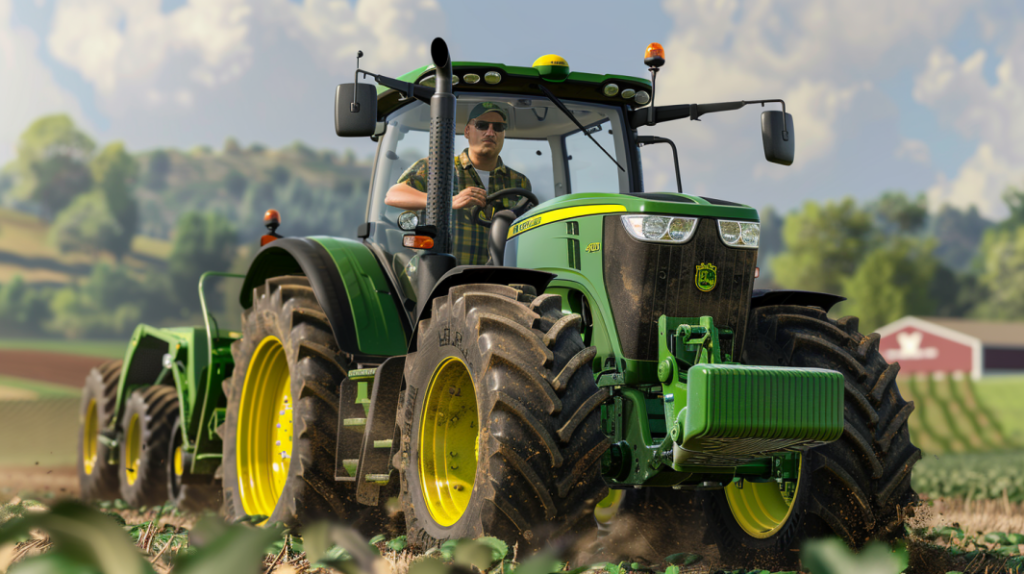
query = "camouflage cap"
(467, 102, 508, 123)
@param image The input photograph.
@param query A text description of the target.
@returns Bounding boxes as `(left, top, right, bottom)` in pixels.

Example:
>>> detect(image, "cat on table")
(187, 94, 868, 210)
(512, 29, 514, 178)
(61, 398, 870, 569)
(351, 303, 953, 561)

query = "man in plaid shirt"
(385, 102, 532, 265)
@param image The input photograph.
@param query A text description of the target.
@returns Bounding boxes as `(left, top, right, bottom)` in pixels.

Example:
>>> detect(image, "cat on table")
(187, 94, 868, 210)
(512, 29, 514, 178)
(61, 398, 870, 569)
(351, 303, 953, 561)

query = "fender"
(240, 237, 409, 362)
(750, 288, 846, 313)
(407, 265, 556, 351)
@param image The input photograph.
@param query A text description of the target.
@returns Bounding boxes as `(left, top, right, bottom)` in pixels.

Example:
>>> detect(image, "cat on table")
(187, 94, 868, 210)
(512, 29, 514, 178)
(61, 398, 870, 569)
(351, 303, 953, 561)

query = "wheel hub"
(419, 357, 479, 527)
(125, 413, 141, 486)
(83, 398, 99, 475)
(237, 336, 294, 518)
(724, 455, 802, 538)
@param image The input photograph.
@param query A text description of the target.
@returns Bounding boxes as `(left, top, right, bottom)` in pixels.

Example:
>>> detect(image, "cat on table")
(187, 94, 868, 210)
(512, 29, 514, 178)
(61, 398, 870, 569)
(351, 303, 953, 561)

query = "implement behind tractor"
(77, 38, 919, 568)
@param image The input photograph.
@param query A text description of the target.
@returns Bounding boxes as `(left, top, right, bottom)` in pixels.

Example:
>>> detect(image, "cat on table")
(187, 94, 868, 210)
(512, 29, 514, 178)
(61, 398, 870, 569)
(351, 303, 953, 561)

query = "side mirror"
(335, 83, 378, 137)
(761, 110, 794, 166)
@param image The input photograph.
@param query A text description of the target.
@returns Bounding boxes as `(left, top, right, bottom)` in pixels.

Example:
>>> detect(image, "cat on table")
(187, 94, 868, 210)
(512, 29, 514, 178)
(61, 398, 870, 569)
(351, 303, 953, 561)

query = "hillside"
(0, 207, 170, 286)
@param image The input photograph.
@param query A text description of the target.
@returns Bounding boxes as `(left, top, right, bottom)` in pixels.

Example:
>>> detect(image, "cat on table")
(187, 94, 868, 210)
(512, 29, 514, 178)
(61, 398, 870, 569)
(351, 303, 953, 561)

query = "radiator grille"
(602, 216, 757, 361)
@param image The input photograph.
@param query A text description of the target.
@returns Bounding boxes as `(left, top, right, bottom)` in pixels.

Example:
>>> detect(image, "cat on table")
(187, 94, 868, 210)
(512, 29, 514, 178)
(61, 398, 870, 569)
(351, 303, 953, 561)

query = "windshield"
(366, 93, 630, 303)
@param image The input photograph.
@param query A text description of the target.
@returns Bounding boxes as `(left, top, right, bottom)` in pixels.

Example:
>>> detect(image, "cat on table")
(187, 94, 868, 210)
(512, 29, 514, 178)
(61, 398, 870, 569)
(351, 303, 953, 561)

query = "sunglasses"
(472, 121, 507, 132)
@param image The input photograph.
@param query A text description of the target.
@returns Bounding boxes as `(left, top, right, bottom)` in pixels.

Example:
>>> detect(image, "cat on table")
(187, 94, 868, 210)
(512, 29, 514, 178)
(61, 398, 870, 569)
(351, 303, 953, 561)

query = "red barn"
(876, 316, 1024, 380)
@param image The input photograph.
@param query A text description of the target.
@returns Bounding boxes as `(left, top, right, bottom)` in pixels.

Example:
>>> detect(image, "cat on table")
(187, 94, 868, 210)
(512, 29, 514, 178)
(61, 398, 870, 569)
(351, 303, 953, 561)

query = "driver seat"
(487, 209, 517, 266)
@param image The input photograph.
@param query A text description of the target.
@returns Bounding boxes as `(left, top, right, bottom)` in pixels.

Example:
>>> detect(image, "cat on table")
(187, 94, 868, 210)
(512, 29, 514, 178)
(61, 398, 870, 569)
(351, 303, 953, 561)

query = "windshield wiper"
(531, 83, 625, 173)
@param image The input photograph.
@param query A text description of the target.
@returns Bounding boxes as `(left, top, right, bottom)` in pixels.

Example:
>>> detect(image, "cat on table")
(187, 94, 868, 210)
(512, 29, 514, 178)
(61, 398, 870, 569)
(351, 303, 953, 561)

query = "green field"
(975, 376, 1024, 442)
(0, 338, 127, 359)
(0, 376, 80, 401)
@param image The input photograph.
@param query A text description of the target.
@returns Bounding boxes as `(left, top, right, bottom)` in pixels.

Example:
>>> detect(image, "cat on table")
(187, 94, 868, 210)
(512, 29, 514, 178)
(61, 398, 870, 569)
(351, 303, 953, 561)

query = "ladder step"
(343, 418, 367, 426)
(373, 439, 393, 449)
(343, 458, 359, 467)
(365, 473, 390, 483)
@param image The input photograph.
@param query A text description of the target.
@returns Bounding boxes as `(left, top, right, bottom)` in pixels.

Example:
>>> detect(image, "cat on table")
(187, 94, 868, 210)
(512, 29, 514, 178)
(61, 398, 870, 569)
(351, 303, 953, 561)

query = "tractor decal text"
(585, 242, 601, 253)
(506, 204, 627, 239)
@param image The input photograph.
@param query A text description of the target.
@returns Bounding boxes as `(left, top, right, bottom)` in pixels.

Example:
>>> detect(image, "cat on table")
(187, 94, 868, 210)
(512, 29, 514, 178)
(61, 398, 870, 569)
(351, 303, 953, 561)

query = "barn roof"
(878, 316, 1024, 347)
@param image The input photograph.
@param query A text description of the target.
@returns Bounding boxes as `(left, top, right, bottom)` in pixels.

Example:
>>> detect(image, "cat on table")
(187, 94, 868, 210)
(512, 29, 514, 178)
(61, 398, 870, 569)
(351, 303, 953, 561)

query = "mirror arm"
(631, 99, 788, 140)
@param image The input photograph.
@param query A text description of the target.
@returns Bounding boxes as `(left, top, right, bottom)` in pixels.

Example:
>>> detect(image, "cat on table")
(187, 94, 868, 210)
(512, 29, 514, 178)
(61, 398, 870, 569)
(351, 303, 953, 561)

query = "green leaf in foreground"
(172, 517, 282, 574)
(801, 538, 908, 574)
(475, 536, 509, 563)
(0, 501, 154, 574)
(387, 535, 408, 552)
(454, 540, 497, 571)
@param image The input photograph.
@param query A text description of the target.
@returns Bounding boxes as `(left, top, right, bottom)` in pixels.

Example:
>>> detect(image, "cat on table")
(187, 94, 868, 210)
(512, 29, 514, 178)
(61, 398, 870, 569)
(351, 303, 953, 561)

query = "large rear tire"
(118, 385, 177, 507)
(398, 284, 609, 551)
(700, 305, 921, 570)
(78, 360, 122, 501)
(221, 276, 360, 526)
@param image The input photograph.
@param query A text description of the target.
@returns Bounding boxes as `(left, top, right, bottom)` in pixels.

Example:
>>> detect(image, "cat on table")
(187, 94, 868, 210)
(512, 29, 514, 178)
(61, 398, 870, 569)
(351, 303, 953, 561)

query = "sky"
(2, 0, 1024, 219)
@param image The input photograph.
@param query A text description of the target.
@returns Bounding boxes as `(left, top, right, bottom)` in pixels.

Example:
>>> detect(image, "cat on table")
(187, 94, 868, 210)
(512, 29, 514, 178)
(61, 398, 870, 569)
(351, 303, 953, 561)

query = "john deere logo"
(695, 263, 717, 292)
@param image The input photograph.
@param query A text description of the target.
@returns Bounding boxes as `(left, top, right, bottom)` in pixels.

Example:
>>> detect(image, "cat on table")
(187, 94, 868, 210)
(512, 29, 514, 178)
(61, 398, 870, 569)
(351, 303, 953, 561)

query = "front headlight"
(621, 215, 699, 244)
(717, 220, 759, 248)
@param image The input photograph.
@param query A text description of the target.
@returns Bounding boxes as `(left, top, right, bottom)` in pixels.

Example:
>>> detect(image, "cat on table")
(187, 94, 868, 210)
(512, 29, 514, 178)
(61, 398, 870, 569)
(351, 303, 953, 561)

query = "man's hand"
(453, 186, 487, 210)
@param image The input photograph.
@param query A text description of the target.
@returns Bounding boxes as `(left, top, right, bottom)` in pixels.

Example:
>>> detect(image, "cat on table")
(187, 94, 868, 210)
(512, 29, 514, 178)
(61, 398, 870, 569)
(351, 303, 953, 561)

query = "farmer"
(384, 102, 532, 265)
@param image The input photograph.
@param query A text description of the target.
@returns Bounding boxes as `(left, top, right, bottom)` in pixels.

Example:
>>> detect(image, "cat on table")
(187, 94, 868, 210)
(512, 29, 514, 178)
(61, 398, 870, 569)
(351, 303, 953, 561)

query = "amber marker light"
(645, 43, 665, 68)
(403, 235, 434, 249)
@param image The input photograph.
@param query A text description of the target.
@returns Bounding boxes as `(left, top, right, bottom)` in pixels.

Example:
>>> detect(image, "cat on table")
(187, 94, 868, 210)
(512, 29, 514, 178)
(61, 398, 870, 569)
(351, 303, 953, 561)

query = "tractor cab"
(354, 52, 790, 318)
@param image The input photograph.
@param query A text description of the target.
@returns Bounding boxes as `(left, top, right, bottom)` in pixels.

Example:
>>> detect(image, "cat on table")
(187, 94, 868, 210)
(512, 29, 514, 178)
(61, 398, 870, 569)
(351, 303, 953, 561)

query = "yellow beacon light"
(533, 54, 570, 81)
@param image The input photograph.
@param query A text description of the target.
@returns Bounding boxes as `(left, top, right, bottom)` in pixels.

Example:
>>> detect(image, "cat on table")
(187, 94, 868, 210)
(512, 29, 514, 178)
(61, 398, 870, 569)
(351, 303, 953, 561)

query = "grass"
(974, 376, 1024, 443)
(0, 376, 80, 400)
(0, 395, 79, 466)
(0, 338, 126, 359)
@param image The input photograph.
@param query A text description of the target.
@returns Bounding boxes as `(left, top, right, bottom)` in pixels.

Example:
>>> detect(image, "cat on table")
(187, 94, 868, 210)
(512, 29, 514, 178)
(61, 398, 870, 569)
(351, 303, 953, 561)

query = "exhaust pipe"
(415, 38, 458, 318)
(425, 37, 455, 254)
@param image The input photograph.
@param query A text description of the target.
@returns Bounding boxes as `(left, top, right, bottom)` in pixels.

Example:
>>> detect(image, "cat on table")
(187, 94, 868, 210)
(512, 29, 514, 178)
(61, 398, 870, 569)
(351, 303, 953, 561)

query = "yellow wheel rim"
(237, 336, 293, 518)
(724, 456, 802, 539)
(83, 398, 99, 475)
(125, 413, 142, 486)
(419, 357, 479, 527)
(594, 488, 623, 524)
(174, 446, 184, 477)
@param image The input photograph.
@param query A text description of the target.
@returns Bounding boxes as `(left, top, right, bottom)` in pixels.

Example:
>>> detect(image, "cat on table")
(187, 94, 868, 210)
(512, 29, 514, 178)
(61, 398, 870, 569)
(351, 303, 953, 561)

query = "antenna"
(352, 50, 365, 112)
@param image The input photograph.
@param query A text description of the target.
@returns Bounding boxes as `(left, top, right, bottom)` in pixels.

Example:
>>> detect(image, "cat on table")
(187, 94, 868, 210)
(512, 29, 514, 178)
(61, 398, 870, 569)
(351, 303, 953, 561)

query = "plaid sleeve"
(396, 159, 429, 192)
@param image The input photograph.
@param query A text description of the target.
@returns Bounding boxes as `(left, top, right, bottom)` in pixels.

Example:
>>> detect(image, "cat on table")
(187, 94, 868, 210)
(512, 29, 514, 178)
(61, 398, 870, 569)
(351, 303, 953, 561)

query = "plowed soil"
(0, 350, 106, 388)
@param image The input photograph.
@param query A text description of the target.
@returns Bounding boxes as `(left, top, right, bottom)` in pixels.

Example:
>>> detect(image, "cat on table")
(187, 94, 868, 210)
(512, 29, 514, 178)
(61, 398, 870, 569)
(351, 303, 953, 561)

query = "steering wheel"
(469, 188, 540, 228)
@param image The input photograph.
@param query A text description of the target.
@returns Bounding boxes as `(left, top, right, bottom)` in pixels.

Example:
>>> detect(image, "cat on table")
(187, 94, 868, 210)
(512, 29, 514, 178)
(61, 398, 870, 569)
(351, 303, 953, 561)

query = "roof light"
(452, 75, 460, 85)
(635, 90, 650, 105)
(419, 75, 436, 87)
(463, 73, 481, 84)
(644, 42, 665, 68)
(484, 71, 501, 85)
(603, 84, 619, 97)
(621, 88, 636, 99)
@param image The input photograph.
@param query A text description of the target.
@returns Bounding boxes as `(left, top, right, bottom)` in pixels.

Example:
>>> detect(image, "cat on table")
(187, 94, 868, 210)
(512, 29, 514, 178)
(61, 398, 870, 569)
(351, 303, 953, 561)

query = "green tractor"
(77, 38, 919, 566)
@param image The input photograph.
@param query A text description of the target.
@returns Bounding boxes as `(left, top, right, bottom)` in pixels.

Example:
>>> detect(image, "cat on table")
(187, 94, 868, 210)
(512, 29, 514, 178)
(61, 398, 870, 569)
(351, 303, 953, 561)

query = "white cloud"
(914, 39, 1024, 219)
(896, 138, 931, 164)
(0, 0, 87, 166)
(44, 0, 444, 152)
(649, 0, 976, 184)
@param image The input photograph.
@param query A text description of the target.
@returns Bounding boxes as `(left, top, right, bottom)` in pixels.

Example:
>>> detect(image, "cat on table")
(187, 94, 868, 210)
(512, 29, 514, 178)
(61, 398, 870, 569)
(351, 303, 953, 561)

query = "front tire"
(222, 276, 358, 526)
(700, 305, 921, 569)
(399, 284, 609, 551)
(78, 361, 122, 501)
(118, 385, 177, 507)
(167, 414, 222, 513)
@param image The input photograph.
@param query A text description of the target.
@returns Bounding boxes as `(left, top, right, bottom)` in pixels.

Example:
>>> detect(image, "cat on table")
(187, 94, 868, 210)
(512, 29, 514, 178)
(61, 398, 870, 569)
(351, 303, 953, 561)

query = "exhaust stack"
(425, 38, 455, 254)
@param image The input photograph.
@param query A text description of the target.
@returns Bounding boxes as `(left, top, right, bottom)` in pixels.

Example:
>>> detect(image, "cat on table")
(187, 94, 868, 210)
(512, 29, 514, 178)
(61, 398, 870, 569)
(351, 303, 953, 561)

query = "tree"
(48, 264, 145, 338)
(869, 190, 928, 234)
(168, 212, 238, 310)
(48, 191, 124, 256)
(930, 204, 992, 272)
(769, 198, 876, 295)
(224, 169, 248, 197)
(8, 115, 96, 218)
(839, 238, 938, 333)
(144, 150, 171, 190)
(973, 224, 1024, 320)
(91, 142, 139, 258)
